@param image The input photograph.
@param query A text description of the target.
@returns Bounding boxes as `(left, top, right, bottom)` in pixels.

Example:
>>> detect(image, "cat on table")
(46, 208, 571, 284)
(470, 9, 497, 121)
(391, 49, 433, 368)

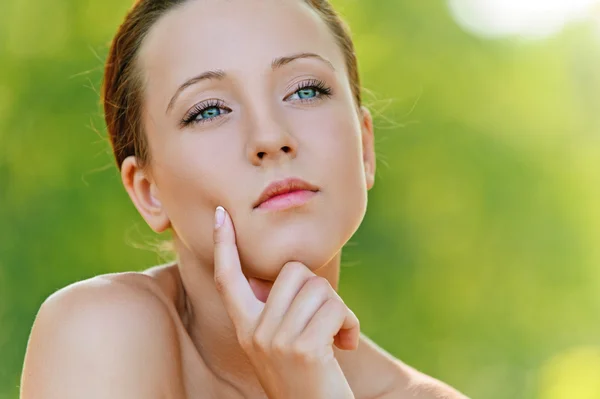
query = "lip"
(253, 177, 320, 210)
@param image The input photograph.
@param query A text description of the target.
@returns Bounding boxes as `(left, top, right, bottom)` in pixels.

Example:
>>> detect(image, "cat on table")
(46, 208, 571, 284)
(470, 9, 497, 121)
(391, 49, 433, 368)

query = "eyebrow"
(165, 52, 335, 114)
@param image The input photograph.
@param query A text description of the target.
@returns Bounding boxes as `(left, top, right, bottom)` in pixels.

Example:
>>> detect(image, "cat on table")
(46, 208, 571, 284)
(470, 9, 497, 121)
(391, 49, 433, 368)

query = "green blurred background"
(2, 0, 600, 398)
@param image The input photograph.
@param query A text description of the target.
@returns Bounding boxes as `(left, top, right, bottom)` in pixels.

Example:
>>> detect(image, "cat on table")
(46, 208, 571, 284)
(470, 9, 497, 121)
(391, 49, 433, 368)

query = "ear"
(121, 156, 171, 233)
(359, 106, 376, 190)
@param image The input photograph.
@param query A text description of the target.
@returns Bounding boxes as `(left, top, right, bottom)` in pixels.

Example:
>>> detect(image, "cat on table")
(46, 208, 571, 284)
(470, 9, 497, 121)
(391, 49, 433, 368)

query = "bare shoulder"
(20, 272, 186, 399)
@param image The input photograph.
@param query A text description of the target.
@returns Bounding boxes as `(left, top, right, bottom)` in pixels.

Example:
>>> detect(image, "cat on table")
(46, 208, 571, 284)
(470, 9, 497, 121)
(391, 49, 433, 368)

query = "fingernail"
(215, 206, 225, 229)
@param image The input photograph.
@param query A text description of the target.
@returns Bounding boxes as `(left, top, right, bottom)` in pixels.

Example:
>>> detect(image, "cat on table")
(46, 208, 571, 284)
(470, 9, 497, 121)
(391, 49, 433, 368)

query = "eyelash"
(179, 79, 333, 127)
(180, 99, 228, 127)
(293, 79, 333, 101)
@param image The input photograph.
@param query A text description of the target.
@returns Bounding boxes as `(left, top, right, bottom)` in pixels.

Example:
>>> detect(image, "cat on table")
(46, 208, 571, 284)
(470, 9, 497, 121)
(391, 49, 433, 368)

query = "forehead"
(138, 0, 345, 94)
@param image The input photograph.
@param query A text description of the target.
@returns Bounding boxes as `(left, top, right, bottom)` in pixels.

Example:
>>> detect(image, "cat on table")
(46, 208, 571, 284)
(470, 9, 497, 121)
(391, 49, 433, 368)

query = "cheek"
(148, 126, 242, 252)
(151, 131, 220, 201)
(300, 109, 368, 238)
(308, 109, 366, 189)
(319, 112, 369, 226)
(149, 120, 244, 197)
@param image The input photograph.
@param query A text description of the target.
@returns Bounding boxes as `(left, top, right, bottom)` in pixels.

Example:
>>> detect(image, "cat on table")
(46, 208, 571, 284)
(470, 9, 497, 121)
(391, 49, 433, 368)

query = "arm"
(334, 333, 468, 399)
(380, 367, 470, 399)
(20, 277, 186, 399)
(378, 380, 469, 399)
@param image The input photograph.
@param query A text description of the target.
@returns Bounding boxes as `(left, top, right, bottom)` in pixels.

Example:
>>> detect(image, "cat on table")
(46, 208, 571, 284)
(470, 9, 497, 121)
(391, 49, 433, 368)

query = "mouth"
(253, 177, 320, 211)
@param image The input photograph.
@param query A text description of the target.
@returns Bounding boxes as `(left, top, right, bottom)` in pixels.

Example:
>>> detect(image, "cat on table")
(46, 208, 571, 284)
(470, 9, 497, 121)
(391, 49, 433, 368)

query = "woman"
(20, 0, 467, 398)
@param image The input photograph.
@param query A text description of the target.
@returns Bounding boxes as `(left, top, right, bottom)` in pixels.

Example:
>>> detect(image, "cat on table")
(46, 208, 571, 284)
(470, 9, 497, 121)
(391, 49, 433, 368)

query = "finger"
(299, 298, 360, 351)
(274, 276, 334, 344)
(213, 206, 262, 329)
(254, 262, 315, 342)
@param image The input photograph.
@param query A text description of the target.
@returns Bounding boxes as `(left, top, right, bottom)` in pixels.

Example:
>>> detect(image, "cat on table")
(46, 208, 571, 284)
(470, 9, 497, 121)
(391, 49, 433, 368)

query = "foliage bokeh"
(2, 1, 600, 398)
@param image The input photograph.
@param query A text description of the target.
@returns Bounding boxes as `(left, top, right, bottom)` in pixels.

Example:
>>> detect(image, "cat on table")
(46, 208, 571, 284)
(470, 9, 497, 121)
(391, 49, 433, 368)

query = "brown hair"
(102, 0, 362, 170)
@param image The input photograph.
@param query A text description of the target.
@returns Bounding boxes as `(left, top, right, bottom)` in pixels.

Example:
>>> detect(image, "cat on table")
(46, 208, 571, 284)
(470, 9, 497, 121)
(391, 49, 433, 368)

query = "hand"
(212, 206, 360, 399)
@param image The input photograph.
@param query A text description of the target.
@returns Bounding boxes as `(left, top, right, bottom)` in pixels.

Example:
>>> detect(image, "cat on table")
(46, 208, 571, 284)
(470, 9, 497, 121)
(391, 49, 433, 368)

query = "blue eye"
(296, 88, 317, 99)
(200, 106, 222, 119)
(181, 99, 231, 127)
(288, 79, 333, 102)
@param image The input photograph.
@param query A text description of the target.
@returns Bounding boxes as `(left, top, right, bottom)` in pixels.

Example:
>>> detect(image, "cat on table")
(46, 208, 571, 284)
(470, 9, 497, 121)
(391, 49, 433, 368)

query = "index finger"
(213, 206, 262, 329)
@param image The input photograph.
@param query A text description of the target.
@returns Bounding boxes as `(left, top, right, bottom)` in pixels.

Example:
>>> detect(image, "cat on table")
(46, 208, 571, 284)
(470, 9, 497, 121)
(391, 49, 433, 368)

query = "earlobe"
(360, 106, 376, 190)
(121, 156, 171, 233)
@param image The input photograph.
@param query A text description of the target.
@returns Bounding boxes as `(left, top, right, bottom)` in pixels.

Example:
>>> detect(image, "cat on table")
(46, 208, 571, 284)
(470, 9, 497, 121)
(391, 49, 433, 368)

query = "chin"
(242, 236, 335, 278)
(236, 203, 366, 280)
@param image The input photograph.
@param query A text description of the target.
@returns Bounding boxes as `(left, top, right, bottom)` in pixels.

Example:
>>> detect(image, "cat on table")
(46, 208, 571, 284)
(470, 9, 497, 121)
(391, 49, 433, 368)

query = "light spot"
(538, 346, 600, 399)
(447, 0, 600, 39)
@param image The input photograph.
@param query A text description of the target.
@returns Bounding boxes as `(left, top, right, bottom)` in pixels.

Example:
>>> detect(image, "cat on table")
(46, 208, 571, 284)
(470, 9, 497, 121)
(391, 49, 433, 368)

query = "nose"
(245, 111, 298, 167)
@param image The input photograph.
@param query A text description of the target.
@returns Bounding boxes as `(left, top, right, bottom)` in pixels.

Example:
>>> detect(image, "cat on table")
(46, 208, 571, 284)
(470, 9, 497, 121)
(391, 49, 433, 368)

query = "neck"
(173, 236, 343, 397)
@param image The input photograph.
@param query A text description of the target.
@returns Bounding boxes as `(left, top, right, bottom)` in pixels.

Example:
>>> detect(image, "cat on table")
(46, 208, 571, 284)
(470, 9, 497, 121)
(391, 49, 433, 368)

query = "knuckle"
(271, 336, 288, 355)
(327, 297, 346, 313)
(213, 230, 223, 244)
(290, 340, 318, 363)
(281, 261, 305, 276)
(318, 298, 342, 318)
(213, 271, 229, 293)
(251, 329, 270, 353)
(305, 276, 330, 293)
(237, 332, 253, 352)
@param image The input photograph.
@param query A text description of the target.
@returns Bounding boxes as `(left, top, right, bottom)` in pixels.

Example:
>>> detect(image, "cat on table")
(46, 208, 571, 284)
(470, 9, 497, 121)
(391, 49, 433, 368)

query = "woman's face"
(126, 0, 375, 279)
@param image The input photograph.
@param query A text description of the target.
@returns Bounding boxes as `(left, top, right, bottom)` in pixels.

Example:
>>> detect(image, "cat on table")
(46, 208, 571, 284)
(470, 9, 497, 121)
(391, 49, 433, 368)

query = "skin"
(20, 0, 468, 398)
